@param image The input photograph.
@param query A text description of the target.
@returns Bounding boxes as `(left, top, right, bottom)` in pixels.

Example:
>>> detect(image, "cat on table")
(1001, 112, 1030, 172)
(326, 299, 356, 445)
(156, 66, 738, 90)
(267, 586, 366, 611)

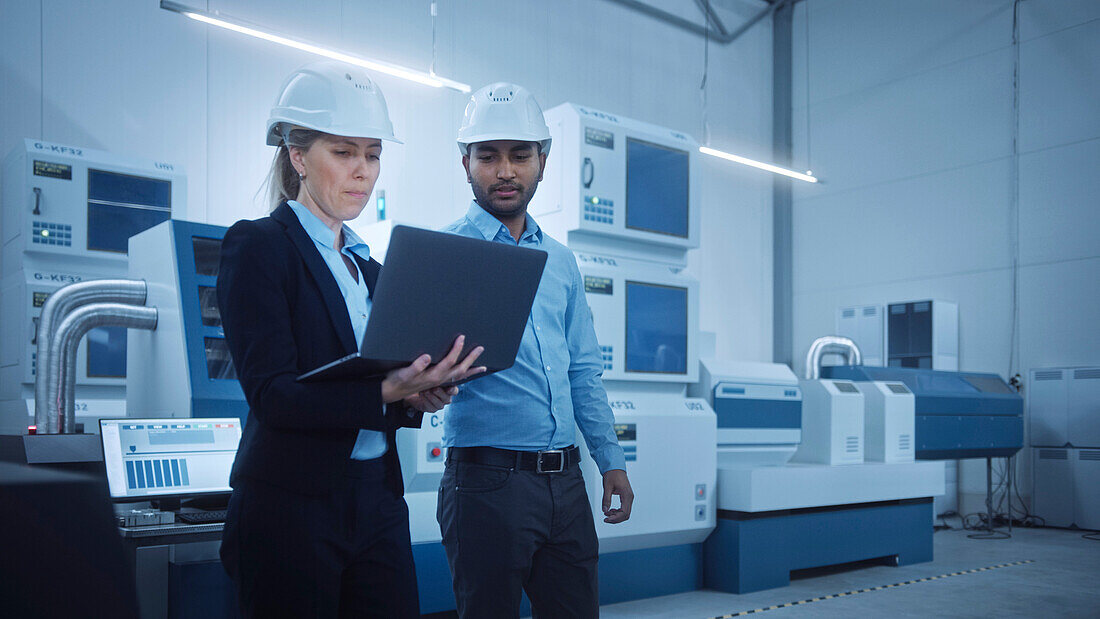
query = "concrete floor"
(599, 522, 1100, 618)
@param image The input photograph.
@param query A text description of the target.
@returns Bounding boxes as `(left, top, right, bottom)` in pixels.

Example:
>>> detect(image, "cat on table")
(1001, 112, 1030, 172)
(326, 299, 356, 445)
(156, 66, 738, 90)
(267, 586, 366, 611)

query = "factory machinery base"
(704, 498, 933, 593)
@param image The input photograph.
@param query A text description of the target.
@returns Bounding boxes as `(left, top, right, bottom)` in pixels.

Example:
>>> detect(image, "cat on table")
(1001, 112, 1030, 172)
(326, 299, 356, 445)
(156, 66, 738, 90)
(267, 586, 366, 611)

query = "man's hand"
(601, 469, 634, 524)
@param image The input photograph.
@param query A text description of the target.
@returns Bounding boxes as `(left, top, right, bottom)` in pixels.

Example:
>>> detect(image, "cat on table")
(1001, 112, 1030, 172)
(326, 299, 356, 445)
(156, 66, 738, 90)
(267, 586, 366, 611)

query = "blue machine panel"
(713, 398, 801, 429)
(820, 366, 1023, 459)
(170, 221, 248, 421)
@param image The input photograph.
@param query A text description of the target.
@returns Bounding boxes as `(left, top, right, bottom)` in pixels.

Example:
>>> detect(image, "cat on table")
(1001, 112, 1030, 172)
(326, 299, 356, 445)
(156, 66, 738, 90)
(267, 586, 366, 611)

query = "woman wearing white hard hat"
(216, 60, 485, 617)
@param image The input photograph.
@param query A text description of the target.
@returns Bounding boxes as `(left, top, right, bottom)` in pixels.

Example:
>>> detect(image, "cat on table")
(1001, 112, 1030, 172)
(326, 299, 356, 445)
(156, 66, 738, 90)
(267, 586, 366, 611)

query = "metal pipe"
(34, 280, 147, 432)
(45, 303, 157, 434)
(606, 0, 792, 44)
(803, 335, 862, 380)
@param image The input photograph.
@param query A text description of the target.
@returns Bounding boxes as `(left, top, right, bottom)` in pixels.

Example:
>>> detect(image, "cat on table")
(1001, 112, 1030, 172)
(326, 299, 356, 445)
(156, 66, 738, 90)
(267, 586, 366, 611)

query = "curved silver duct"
(43, 303, 157, 434)
(804, 336, 863, 381)
(34, 280, 148, 432)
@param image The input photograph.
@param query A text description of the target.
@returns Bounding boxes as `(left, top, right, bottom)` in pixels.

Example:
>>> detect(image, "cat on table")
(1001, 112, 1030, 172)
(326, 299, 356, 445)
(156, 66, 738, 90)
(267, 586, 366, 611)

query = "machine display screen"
(192, 236, 222, 277)
(86, 169, 171, 253)
(624, 281, 687, 374)
(625, 138, 689, 238)
(198, 286, 221, 327)
(204, 337, 237, 380)
(100, 418, 242, 500)
(87, 326, 127, 378)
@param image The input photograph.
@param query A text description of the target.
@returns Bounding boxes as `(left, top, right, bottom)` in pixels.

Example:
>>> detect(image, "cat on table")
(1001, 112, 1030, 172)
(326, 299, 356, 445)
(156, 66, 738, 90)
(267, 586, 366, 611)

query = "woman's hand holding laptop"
(381, 335, 487, 412)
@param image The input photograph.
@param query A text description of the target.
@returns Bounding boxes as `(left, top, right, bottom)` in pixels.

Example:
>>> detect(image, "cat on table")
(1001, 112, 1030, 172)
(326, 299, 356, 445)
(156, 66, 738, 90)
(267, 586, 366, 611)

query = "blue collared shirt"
(288, 200, 386, 460)
(441, 202, 626, 474)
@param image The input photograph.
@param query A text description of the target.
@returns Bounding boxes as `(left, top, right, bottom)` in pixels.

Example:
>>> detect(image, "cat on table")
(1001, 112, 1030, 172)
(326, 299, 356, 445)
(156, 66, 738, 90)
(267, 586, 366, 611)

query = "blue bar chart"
(125, 458, 190, 490)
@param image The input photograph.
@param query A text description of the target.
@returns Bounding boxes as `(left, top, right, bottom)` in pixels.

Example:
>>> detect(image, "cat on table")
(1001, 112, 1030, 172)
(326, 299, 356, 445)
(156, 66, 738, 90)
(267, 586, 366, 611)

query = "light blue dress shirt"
(288, 200, 386, 460)
(441, 202, 626, 474)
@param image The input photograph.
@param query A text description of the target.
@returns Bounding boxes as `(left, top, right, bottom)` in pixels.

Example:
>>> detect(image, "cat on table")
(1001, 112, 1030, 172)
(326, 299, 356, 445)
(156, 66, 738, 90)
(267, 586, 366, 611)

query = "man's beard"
(471, 178, 540, 219)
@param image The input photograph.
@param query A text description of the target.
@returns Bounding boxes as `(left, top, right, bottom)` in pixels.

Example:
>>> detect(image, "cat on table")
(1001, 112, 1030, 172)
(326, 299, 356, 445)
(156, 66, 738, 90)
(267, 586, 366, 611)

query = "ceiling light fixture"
(699, 146, 819, 183)
(160, 1, 471, 93)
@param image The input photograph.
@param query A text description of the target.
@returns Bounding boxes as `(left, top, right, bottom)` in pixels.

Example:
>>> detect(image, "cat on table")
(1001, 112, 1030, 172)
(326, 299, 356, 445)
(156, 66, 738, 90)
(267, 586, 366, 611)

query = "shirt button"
(545, 365, 551, 371)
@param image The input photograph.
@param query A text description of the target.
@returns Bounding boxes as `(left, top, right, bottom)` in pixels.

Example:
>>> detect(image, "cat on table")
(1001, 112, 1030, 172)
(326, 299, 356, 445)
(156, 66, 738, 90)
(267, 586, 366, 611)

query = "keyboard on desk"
(176, 509, 228, 524)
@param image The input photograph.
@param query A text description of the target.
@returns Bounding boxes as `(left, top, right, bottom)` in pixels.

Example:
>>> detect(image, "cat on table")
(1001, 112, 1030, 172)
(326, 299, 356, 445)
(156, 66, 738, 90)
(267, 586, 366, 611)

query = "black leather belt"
(448, 446, 580, 474)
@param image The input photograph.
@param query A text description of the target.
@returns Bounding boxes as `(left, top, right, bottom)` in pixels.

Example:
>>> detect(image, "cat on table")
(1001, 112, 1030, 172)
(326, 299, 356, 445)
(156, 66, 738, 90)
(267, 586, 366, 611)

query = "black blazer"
(217, 202, 422, 497)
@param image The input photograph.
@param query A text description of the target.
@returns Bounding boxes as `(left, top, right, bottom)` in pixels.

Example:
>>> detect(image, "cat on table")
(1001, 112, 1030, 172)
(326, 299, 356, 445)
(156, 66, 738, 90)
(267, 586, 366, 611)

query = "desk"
(118, 523, 224, 619)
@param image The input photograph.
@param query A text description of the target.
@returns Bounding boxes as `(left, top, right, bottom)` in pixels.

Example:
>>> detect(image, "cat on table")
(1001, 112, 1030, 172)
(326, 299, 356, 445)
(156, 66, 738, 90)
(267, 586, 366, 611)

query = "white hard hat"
(457, 82, 551, 155)
(266, 60, 402, 146)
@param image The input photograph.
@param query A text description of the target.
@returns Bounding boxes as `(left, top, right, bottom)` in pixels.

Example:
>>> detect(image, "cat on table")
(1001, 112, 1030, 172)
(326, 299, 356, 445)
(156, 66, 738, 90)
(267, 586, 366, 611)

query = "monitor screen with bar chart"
(99, 418, 242, 501)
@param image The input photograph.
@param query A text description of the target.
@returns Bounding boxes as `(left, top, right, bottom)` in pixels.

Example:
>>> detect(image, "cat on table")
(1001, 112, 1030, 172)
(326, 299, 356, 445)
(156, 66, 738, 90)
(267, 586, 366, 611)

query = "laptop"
(298, 225, 548, 383)
(99, 417, 242, 503)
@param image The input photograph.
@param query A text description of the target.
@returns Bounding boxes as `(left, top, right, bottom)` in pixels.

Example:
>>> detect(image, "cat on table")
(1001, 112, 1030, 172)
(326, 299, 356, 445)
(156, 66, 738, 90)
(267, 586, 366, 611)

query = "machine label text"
(583, 276, 613, 295)
(579, 254, 618, 267)
(429, 413, 442, 428)
(614, 423, 636, 441)
(33, 160, 73, 180)
(154, 162, 175, 171)
(584, 127, 615, 150)
(685, 401, 705, 412)
(609, 400, 636, 411)
(33, 142, 83, 157)
(33, 272, 83, 284)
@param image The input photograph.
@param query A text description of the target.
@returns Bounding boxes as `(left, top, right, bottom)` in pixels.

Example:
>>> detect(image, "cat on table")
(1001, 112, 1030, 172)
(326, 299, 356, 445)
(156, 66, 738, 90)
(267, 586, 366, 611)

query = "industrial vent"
(862, 306, 878, 316)
(845, 436, 860, 453)
(1039, 449, 1068, 460)
(1074, 368, 1100, 380)
(1034, 370, 1063, 381)
(842, 308, 855, 318)
(899, 434, 912, 451)
(1080, 450, 1100, 461)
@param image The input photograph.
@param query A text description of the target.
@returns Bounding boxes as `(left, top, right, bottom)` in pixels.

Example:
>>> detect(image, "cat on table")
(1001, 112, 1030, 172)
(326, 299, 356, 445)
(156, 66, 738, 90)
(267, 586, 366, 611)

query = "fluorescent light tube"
(160, 1, 471, 93)
(699, 146, 818, 183)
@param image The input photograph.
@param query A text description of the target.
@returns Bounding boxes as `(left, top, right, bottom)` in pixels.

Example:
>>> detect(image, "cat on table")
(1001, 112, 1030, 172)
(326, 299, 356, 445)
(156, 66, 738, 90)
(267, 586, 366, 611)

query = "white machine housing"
(791, 379, 865, 466)
(836, 305, 884, 367)
(0, 139, 184, 432)
(575, 251, 698, 384)
(857, 381, 915, 463)
(578, 390, 716, 553)
(530, 103, 700, 263)
(688, 359, 802, 467)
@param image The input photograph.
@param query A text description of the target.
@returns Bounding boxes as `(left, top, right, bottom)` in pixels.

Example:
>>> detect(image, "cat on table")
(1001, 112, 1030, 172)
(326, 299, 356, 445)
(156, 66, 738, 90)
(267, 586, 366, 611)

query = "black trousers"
(437, 459, 599, 618)
(220, 458, 419, 618)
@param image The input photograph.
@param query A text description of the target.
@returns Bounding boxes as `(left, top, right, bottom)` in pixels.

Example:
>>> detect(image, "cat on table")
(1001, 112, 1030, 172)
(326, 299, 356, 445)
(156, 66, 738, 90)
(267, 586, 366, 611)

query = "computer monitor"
(99, 418, 241, 502)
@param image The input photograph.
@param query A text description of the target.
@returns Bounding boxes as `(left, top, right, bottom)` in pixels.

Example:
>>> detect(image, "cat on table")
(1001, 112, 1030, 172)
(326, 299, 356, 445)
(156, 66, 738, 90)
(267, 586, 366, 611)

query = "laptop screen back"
(99, 418, 242, 501)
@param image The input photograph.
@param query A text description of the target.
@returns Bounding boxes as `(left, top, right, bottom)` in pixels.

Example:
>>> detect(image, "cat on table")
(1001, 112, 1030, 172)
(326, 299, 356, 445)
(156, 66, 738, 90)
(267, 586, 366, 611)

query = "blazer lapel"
(352, 254, 381, 300)
(271, 203, 359, 355)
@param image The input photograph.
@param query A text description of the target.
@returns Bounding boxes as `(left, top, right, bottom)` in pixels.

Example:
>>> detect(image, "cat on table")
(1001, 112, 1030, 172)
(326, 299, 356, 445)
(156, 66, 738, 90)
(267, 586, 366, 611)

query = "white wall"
(0, 0, 776, 363)
(790, 0, 1100, 512)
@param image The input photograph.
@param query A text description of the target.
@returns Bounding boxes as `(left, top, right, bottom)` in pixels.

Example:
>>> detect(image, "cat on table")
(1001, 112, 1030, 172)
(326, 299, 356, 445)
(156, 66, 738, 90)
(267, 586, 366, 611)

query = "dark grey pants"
(437, 459, 599, 618)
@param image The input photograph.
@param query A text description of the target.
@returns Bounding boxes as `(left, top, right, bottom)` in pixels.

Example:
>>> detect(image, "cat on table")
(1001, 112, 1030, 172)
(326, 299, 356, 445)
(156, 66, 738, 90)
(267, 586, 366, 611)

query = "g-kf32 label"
(33, 272, 83, 285)
(33, 143, 83, 157)
(609, 400, 635, 411)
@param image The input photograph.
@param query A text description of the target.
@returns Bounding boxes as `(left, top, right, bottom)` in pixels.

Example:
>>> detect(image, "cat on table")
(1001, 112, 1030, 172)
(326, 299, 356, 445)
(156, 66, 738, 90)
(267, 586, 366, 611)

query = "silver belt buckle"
(536, 449, 565, 474)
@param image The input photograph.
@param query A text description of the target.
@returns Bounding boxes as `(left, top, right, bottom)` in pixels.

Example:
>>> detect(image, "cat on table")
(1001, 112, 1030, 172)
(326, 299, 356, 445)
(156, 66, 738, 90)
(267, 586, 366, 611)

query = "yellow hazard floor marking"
(708, 560, 1035, 618)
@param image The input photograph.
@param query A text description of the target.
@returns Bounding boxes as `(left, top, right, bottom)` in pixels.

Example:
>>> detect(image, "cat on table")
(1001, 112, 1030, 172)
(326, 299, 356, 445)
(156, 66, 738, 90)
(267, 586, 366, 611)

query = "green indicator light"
(591, 197, 599, 204)
(40, 229, 49, 237)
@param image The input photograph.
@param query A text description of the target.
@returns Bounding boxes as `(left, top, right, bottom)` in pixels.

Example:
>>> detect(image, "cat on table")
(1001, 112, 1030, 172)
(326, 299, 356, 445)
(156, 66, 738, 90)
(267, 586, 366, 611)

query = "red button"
(431, 447, 442, 457)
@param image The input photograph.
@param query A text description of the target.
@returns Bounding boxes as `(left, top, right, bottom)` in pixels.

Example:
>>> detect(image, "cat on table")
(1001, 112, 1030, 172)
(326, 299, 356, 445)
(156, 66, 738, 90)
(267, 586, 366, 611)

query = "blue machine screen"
(625, 139, 689, 238)
(87, 325, 126, 378)
(625, 281, 688, 374)
(87, 169, 171, 253)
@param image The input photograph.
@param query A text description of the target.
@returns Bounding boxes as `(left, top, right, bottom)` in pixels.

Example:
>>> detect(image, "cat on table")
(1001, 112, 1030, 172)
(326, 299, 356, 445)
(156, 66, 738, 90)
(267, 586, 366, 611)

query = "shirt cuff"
(592, 444, 627, 475)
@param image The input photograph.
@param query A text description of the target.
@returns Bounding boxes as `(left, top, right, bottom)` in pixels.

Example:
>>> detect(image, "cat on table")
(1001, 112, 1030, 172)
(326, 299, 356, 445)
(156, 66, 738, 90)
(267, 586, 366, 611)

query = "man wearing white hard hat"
(217, 61, 484, 618)
(437, 83, 635, 618)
